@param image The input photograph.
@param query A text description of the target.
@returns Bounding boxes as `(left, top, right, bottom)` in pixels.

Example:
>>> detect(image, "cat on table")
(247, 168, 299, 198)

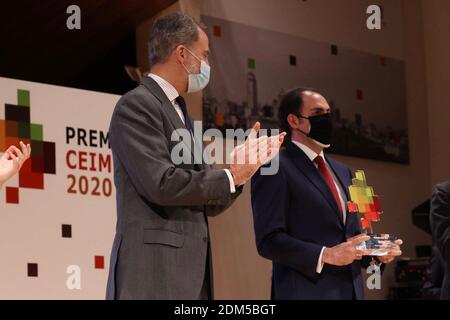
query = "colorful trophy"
(347, 170, 398, 256)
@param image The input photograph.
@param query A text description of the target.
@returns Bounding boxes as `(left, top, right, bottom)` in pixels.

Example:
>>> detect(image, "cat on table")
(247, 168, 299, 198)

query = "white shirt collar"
(148, 73, 179, 103)
(291, 140, 325, 162)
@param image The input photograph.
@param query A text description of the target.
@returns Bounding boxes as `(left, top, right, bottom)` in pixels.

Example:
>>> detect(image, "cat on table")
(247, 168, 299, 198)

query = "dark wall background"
(0, 0, 176, 94)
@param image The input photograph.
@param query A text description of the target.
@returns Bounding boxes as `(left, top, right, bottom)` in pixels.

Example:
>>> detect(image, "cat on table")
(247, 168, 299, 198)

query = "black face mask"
(296, 113, 333, 146)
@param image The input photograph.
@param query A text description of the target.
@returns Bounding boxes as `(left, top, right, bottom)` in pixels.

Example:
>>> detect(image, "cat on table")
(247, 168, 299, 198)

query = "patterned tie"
(314, 155, 343, 221)
(175, 96, 193, 133)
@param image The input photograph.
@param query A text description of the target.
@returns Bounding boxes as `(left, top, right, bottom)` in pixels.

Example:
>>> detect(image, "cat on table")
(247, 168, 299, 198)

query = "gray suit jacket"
(105, 77, 242, 300)
(430, 181, 450, 300)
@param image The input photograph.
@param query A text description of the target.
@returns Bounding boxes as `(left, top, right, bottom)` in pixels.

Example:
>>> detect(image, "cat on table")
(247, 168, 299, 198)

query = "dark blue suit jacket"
(251, 141, 366, 300)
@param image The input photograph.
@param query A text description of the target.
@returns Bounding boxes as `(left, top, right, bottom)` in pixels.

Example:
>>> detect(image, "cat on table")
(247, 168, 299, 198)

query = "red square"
(95, 255, 104, 269)
(6, 187, 19, 204)
(380, 56, 386, 66)
(19, 157, 44, 189)
(347, 201, 358, 213)
(372, 195, 382, 211)
(31, 157, 45, 173)
(364, 211, 380, 222)
(213, 25, 221, 37)
(361, 218, 371, 230)
(356, 89, 363, 101)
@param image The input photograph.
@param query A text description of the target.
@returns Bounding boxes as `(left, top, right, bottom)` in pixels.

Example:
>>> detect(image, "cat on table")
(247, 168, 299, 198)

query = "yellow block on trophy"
(355, 170, 366, 183)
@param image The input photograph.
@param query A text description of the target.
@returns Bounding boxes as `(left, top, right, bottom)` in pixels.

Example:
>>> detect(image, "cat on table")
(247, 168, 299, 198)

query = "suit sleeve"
(202, 164, 243, 217)
(109, 91, 233, 207)
(251, 165, 323, 279)
(430, 183, 450, 261)
(205, 185, 243, 217)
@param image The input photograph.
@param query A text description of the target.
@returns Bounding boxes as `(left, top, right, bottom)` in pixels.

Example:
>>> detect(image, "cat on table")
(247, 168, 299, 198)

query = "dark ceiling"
(0, 0, 176, 94)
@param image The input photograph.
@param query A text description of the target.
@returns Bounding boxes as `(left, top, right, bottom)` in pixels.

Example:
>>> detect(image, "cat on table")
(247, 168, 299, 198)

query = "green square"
(18, 122, 30, 139)
(248, 58, 256, 69)
(30, 123, 43, 141)
(31, 140, 44, 157)
(18, 89, 30, 107)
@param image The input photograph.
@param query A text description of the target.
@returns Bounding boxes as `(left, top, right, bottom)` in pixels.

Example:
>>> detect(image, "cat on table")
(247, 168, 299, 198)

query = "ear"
(287, 114, 300, 130)
(174, 45, 186, 63)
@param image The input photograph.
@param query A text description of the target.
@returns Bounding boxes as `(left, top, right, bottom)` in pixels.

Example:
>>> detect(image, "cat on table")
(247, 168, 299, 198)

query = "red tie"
(314, 155, 343, 221)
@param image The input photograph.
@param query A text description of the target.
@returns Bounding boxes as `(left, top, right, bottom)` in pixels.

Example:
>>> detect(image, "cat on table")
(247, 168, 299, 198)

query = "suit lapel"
(286, 142, 343, 229)
(140, 77, 199, 165)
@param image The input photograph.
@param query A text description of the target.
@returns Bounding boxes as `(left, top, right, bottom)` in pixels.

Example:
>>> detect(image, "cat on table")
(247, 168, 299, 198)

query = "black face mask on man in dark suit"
(295, 112, 333, 147)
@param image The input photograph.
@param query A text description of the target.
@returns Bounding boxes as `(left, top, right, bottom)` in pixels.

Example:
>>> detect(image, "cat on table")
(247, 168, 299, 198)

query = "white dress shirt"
(291, 140, 347, 273)
(148, 73, 236, 193)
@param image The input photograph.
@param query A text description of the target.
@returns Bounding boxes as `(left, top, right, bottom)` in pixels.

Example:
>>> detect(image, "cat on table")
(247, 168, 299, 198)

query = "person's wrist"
(322, 247, 332, 265)
(229, 167, 242, 186)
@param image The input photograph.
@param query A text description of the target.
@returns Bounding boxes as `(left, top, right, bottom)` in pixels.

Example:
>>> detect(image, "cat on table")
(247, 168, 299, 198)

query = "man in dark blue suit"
(251, 88, 402, 300)
(430, 181, 450, 299)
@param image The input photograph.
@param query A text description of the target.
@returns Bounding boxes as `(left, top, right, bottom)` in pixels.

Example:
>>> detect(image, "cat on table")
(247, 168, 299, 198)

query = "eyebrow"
(311, 106, 328, 112)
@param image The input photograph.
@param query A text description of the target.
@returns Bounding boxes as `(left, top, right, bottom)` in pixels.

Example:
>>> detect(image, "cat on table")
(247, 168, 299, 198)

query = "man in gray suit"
(106, 12, 285, 300)
(430, 181, 450, 300)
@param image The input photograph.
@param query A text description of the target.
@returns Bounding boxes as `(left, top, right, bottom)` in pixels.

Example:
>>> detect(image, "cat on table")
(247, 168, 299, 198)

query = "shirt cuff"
(223, 169, 236, 194)
(316, 247, 326, 274)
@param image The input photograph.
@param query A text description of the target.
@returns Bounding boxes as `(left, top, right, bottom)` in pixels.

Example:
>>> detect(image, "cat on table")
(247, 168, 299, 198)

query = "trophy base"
(356, 234, 398, 256)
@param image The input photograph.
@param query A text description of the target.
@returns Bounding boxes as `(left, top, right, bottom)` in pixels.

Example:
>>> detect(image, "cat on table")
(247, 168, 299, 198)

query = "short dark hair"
(148, 12, 202, 66)
(278, 87, 317, 141)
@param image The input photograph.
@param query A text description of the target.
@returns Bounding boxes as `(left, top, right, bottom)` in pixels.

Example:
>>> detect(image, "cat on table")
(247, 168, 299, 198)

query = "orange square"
(5, 136, 19, 150)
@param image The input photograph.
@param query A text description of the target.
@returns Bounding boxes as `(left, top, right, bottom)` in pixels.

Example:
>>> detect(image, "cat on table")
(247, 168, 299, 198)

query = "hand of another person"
(0, 141, 31, 187)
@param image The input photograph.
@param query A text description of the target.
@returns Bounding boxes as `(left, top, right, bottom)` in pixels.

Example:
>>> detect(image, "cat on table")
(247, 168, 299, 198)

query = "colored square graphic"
(361, 218, 371, 230)
(95, 256, 105, 269)
(347, 201, 358, 213)
(2, 89, 56, 204)
(331, 44, 338, 55)
(5, 121, 19, 136)
(6, 187, 19, 204)
(213, 25, 221, 37)
(18, 89, 30, 107)
(19, 158, 44, 189)
(43, 142, 56, 174)
(289, 55, 297, 66)
(5, 104, 30, 123)
(62, 224, 72, 238)
(5, 136, 20, 151)
(30, 124, 43, 141)
(356, 89, 363, 100)
(27, 263, 38, 277)
(31, 140, 43, 157)
(18, 122, 31, 139)
(31, 157, 45, 173)
(248, 58, 256, 69)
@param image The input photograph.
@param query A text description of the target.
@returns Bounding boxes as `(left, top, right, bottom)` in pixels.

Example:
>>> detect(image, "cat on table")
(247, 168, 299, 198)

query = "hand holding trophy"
(348, 170, 402, 257)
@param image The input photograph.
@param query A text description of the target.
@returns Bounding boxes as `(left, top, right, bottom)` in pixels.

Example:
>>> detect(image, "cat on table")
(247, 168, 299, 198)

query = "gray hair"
(148, 12, 202, 66)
